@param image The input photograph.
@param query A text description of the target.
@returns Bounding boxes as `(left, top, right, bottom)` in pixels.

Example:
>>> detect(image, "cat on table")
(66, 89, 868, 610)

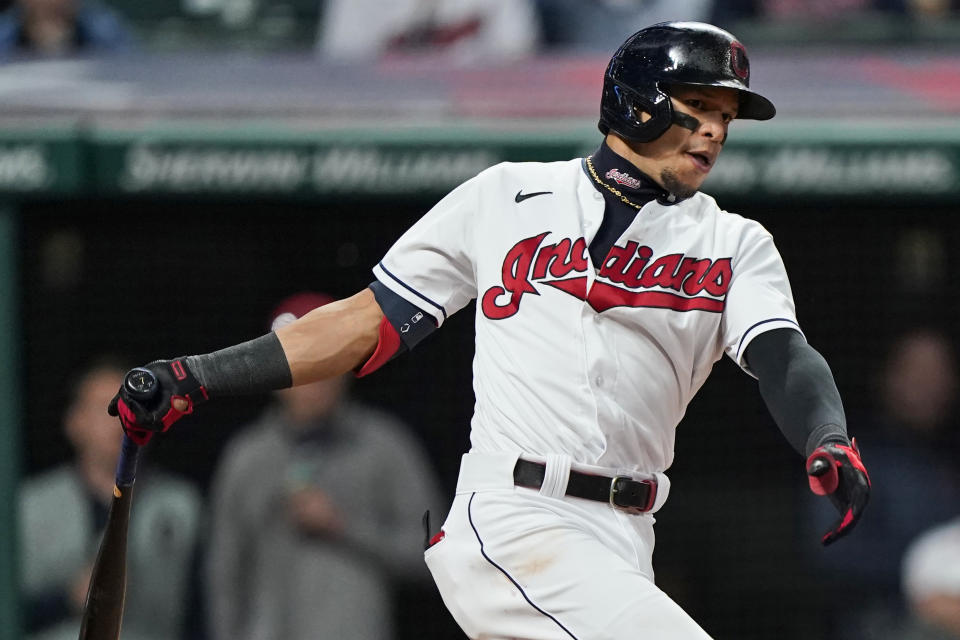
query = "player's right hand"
(107, 358, 208, 445)
(806, 438, 871, 546)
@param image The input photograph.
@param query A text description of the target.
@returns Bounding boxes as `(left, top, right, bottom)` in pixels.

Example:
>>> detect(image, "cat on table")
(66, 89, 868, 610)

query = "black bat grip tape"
(115, 368, 157, 486)
(115, 436, 141, 488)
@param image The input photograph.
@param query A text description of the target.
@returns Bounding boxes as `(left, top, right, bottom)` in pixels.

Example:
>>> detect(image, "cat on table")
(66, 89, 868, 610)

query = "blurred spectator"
(725, 0, 958, 22)
(205, 292, 445, 640)
(759, 0, 871, 20)
(902, 517, 960, 639)
(316, 0, 539, 60)
(902, 0, 957, 18)
(804, 327, 960, 638)
(19, 359, 203, 640)
(0, 0, 133, 56)
(708, 0, 759, 26)
(536, 0, 713, 51)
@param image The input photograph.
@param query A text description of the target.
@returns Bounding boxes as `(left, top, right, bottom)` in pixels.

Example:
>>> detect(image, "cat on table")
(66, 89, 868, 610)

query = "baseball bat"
(77, 368, 157, 640)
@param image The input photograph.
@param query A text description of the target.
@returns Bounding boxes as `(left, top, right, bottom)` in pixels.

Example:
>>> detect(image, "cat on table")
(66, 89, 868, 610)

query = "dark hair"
(66, 355, 131, 406)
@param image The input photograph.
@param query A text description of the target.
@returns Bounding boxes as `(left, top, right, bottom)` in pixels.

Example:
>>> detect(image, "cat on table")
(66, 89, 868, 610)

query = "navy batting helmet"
(598, 22, 776, 143)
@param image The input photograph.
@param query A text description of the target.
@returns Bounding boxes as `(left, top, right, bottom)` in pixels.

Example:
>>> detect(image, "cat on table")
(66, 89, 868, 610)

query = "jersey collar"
(587, 140, 682, 207)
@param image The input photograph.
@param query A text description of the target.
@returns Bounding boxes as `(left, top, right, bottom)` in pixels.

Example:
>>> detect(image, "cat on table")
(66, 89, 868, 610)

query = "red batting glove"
(806, 438, 871, 546)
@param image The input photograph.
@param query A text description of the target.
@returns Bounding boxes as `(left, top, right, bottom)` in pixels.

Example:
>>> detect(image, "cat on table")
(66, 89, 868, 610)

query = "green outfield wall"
(1, 205, 21, 640)
(1, 120, 958, 202)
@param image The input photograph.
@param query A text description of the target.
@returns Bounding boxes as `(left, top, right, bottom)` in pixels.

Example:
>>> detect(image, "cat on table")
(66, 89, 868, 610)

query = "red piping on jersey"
(356, 315, 402, 378)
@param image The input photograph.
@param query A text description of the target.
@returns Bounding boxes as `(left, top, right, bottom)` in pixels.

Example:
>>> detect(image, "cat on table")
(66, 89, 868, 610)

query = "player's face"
(619, 85, 739, 199)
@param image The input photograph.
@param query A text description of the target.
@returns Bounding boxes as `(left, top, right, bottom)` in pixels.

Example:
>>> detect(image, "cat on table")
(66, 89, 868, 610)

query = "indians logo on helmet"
(730, 41, 749, 81)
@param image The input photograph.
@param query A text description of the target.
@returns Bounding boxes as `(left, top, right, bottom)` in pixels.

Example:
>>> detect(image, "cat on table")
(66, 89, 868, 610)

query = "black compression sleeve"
(184, 332, 292, 397)
(745, 328, 850, 457)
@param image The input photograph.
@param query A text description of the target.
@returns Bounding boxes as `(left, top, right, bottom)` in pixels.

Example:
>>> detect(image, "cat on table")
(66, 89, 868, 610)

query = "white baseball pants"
(425, 452, 714, 640)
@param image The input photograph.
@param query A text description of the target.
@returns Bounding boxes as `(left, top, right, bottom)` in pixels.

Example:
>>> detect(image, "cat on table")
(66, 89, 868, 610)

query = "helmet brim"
(737, 89, 776, 121)
(661, 80, 776, 121)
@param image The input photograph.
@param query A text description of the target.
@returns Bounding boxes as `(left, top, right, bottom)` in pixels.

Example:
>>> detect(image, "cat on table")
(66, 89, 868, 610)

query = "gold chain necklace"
(585, 155, 645, 210)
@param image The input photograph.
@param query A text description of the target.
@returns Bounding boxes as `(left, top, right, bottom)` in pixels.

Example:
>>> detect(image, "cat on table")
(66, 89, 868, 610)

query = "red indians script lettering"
(481, 233, 733, 319)
(605, 168, 642, 189)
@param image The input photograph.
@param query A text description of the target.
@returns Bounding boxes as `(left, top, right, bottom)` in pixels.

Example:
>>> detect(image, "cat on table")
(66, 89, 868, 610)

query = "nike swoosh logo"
(515, 190, 553, 203)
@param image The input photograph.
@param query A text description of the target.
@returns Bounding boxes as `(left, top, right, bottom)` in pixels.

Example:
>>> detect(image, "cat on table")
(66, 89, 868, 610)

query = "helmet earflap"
(599, 78, 674, 143)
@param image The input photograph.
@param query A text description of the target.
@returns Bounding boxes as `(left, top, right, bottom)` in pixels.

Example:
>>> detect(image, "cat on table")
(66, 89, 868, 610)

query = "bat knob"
(124, 368, 158, 401)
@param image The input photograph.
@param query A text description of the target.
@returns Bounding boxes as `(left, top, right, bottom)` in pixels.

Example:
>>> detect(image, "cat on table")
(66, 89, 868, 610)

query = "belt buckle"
(609, 476, 656, 515)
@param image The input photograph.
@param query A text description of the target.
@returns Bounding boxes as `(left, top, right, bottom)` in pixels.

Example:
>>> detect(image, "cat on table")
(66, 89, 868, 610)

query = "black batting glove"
(107, 358, 208, 445)
(806, 438, 871, 546)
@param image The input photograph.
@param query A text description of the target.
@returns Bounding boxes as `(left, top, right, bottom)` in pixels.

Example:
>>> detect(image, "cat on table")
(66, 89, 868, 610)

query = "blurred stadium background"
(2, 1, 960, 639)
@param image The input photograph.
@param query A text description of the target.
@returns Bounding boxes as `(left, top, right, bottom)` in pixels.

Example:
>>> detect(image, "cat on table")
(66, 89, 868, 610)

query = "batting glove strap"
(108, 358, 209, 443)
(806, 438, 871, 546)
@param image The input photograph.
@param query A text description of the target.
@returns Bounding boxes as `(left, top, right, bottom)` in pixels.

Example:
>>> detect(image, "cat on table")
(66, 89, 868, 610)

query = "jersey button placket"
(584, 309, 608, 392)
(579, 305, 601, 412)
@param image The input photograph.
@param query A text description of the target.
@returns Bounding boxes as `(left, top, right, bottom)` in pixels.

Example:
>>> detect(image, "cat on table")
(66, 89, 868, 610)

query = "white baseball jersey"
(373, 157, 800, 475)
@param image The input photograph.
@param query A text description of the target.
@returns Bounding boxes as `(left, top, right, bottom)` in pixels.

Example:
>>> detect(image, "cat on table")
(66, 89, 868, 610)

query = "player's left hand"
(806, 438, 870, 546)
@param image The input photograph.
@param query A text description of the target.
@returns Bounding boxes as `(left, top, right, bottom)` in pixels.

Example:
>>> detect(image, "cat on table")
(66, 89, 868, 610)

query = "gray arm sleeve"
(185, 332, 292, 397)
(745, 328, 851, 457)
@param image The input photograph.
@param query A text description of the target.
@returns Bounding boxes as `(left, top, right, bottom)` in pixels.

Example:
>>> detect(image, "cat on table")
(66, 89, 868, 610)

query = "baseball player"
(109, 22, 871, 639)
